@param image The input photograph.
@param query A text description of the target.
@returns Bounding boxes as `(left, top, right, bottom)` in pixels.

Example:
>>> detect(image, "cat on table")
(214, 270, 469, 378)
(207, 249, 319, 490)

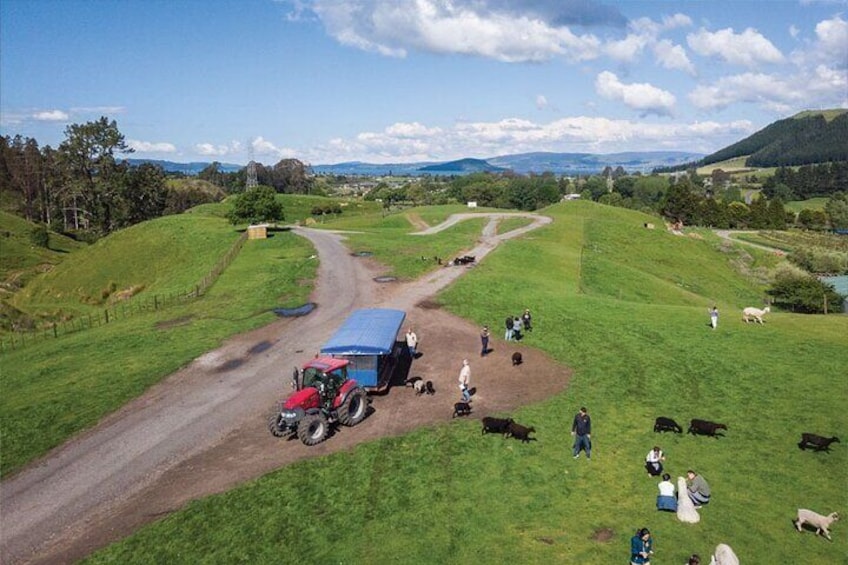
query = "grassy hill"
(0, 211, 85, 330)
(701, 109, 848, 167)
(74, 201, 846, 564)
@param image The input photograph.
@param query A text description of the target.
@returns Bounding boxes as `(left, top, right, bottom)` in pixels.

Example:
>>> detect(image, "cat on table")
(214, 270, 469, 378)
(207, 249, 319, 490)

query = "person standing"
(522, 309, 533, 332)
(405, 328, 419, 357)
(686, 470, 711, 507)
(709, 306, 719, 329)
(480, 325, 490, 356)
(458, 359, 471, 402)
(504, 315, 513, 341)
(645, 446, 665, 476)
(629, 528, 653, 565)
(512, 316, 523, 341)
(571, 406, 592, 459)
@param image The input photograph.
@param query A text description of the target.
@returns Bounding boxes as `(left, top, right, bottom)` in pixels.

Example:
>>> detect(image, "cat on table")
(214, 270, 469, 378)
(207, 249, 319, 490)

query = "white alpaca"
(710, 543, 739, 565)
(742, 306, 770, 324)
(677, 476, 700, 523)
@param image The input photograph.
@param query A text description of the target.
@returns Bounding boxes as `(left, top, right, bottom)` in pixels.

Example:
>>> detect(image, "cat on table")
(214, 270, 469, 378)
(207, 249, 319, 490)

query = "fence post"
(105, 309, 109, 324)
(53, 323, 58, 338)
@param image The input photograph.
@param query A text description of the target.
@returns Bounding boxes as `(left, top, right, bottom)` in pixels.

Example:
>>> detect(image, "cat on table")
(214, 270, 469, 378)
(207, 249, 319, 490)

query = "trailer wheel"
(338, 387, 367, 427)
(268, 414, 288, 437)
(297, 413, 328, 445)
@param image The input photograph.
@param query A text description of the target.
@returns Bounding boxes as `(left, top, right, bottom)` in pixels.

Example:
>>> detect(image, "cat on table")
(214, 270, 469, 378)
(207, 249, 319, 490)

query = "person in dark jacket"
(521, 309, 532, 332)
(571, 406, 592, 459)
(629, 528, 653, 564)
(504, 315, 513, 341)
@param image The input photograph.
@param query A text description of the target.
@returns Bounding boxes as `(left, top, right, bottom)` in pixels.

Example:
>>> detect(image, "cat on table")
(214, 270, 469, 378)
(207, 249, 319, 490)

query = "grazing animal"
(452, 402, 472, 418)
(425, 380, 436, 395)
(653, 416, 683, 434)
(798, 433, 840, 452)
(709, 543, 740, 565)
(413, 380, 426, 395)
(795, 509, 840, 541)
(451, 255, 476, 265)
(742, 306, 770, 324)
(506, 421, 537, 443)
(481, 416, 514, 436)
(511, 352, 523, 366)
(688, 419, 728, 438)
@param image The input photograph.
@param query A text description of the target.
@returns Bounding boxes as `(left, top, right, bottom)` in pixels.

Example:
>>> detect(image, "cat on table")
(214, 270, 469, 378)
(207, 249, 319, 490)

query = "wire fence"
(0, 231, 248, 353)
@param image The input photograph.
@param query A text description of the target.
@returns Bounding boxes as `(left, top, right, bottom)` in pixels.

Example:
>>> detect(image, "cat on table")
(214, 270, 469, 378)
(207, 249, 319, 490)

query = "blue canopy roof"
(320, 308, 406, 356)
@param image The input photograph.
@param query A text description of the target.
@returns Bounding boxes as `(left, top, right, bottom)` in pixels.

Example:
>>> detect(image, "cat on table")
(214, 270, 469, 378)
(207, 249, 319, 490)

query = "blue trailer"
(320, 308, 406, 391)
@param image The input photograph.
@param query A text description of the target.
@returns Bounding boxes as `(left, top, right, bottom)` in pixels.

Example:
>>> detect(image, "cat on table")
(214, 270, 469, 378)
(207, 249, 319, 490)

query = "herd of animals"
(403, 303, 841, 554)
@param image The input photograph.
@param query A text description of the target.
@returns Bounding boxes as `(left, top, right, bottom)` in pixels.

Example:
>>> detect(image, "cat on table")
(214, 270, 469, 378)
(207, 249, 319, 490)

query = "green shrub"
(768, 264, 844, 312)
(29, 225, 49, 248)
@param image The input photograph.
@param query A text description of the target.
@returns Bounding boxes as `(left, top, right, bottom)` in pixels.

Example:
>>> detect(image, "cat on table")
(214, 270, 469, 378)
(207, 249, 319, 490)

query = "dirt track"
(0, 213, 568, 565)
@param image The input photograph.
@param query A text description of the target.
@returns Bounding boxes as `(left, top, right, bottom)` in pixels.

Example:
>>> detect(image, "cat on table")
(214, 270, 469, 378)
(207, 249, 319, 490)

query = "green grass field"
(73, 201, 847, 564)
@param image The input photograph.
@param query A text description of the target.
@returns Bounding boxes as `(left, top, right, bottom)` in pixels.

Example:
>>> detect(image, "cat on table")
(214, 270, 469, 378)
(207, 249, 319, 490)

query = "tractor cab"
(292, 357, 350, 395)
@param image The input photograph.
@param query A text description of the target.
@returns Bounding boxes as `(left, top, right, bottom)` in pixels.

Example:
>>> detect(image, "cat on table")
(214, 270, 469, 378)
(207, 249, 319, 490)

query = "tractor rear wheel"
(268, 414, 288, 437)
(297, 413, 328, 445)
(337, 387, 367, 427)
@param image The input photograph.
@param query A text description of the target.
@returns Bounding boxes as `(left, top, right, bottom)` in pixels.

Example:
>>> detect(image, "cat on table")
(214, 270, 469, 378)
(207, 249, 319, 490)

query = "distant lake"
(820, 275, 848, 295)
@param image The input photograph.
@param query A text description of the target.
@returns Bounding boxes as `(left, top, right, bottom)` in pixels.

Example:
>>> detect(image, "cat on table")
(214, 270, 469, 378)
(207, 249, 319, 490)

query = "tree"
(661, 181, 701, 224)
(766, 197, 787, 229)
(726, 201, 750, 228)
(117, 163, 168, 227)
(227, 186, 283, 225)
(57, 117, 133, 233)
(825, 192, 848, 229)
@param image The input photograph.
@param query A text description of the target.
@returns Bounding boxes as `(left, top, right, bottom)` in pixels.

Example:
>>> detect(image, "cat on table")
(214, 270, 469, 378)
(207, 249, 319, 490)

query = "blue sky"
(2, 0, 846, 166)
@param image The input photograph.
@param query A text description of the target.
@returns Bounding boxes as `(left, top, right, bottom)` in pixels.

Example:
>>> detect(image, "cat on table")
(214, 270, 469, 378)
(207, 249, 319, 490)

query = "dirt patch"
(417, 298, 441, 309)
(591, 527, 615, 543)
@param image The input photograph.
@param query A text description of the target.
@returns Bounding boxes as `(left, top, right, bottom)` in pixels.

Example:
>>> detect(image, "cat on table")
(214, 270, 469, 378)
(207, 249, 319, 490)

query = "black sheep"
(653, 416, 683, 434)
(452, 402, 472, 418)
(481, 416, 513, 436)
(688, 419, 728, 438)
(798, 433, 840, 452)
(512, 352, 523, 366)
(425, 380, 436, 395)
(506, 421, 537, 443)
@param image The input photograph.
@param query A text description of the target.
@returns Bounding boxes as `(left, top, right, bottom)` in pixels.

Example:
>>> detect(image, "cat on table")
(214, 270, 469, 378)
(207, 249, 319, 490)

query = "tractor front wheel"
(268, 414, 288, 437)
(338, 388, 367, 427)
(297, 413, 329, 445)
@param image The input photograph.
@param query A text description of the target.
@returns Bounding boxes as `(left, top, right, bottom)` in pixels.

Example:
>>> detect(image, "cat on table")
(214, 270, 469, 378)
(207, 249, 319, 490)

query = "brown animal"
(512, 352, 523, 366)
(506, 421, 537, 443)
(798, 433, 840, 452)
(688, 419, 728, 437)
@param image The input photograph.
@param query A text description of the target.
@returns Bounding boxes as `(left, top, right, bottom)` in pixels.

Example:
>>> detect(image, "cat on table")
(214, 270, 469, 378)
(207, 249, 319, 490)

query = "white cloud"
(687, 27, 784, 67)
(196, 140, 242, 157)
(653, 39, 695, 75)
(297, 114, 754, 164)
(789, 24, 800, 39)
(32, 110, 69, 121)
(594, 71, 676, 116)
(536, 95, 548, 110)
(689, 72, 800, 111)
(309, 0, 603, 63)
(814, 14, 848, 67)
(128, 140, 177, 153)
(605, 32, 650, 62)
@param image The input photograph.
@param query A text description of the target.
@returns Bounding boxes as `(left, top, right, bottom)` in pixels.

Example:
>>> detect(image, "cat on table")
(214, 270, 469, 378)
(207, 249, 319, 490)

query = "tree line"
(0, 118, 317, 238)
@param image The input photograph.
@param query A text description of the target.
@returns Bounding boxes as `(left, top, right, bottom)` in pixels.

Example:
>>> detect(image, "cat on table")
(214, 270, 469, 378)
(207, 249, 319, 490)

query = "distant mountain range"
(126, 151, 702, 177)
(311, 151, 703, 176)
(124, 159, 243, 174)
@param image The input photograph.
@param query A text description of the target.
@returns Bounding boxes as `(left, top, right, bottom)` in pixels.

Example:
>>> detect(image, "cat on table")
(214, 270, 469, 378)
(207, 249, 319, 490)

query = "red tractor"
(268, 357, 369, 445)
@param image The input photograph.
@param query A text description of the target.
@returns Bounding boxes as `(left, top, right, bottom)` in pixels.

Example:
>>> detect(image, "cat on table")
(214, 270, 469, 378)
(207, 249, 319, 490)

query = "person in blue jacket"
(630, 528, 653, 565)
